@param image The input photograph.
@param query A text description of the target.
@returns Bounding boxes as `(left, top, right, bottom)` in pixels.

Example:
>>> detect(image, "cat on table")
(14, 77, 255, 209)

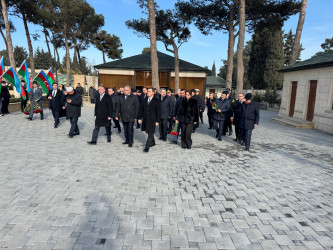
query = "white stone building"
(274, 51, 333, 134)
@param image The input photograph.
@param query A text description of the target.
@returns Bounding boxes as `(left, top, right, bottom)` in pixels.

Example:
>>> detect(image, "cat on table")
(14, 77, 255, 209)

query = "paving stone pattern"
(0, 105, 332, 249)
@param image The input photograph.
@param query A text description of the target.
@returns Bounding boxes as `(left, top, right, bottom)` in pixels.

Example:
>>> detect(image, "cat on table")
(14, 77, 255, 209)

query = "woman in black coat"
(176, 91, 199, 149)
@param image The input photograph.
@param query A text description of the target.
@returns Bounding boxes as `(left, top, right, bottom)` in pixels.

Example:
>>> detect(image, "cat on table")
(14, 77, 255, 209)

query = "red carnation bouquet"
(211, 102, 224, 117)
(170, 122, 179, 135)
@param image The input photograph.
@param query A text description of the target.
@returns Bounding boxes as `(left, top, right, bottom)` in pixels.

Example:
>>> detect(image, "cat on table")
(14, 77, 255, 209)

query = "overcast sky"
(1, 0, 333, 72)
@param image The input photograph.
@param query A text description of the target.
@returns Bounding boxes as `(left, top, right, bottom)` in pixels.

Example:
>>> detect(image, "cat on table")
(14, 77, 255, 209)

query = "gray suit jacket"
(29, 87, 43, 106)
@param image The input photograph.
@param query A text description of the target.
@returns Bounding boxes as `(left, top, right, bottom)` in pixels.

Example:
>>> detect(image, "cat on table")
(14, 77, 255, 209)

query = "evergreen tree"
(321, 37, 333, 51)
(248, 19, 284, 90)
(142, 47, 151, 54)
(34, 47, 53, 69)
(284, 29, 303, 65)
(211, 61, 216, 76)
(13, 46, 28, 67)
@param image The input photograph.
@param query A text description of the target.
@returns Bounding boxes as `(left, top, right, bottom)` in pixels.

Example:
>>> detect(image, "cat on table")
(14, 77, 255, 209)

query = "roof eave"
(279, 61, 333, 73)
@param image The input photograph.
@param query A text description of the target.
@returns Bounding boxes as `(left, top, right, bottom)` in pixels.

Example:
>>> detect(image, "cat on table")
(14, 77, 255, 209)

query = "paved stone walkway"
(0, 105, 332, 250)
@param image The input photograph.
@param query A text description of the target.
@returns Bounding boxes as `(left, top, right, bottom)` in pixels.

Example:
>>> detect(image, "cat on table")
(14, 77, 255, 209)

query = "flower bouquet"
(211, 101, 224, 117)
(170, 122, 179, 135)
(23, 100, 42, 115)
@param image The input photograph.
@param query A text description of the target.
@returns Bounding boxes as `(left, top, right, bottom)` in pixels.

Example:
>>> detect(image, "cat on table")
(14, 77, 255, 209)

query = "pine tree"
(284, 29, 303, 65)
(211, 61, 216, 76)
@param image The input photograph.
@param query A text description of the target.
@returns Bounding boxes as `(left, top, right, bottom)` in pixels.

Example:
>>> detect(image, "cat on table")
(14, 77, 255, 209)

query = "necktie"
(125, 95, 127, 100)
(53, 90, 55, 97)
(148, 98, 151, 104)
(100, 95, 103, 101)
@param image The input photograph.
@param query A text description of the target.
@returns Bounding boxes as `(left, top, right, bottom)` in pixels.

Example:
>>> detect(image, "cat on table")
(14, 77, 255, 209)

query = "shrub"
(263, 89, 280, 107)
(252, 92, 263, 103)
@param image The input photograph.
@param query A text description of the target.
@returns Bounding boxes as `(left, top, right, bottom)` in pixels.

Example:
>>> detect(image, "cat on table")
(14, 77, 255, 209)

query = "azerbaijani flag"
(18, 60, 32, 93)
(2, 67, 26, 100)
(34, 70, 53, 94)
(46, 67, 55, 85)
(0, 56, 4, 84)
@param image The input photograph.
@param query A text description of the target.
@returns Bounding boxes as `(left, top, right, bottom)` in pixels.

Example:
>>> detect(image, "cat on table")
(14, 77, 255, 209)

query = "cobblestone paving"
(0, 104, 332, 249)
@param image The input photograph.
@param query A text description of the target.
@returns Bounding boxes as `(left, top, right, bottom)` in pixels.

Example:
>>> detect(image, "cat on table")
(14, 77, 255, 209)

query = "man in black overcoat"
(206, 92, 216, 129)
(47, 82, 64, 128)
(118, 86, 139, 147)
(159, 88, 173, 141)
(233, 92, 245, 143)
(20, 80, 28, 112)
(108, 88, 121, 133)
(88, 85, 113, 144)
(1, 81, 10, 115)
(240, 93, 260, 150)
(139, 88, 161, 152)
(63, 87, 82, 137)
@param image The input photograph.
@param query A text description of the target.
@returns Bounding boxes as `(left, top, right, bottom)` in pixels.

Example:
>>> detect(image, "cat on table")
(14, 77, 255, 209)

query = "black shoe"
(118, 128, 121, 133)
(54, 124, 58, 128)
(233, 138, 238, 141)
(26, 117, 32, 120)
(159, 137, 163, 140)
(122, 141, 129, 145)
(172, 141, 177, 144)
(113, 126, 117, 128)
(143, 148, 149, 152)
(218, 138, 222, 141)
(208, 127, 212, 129)
(107, 138, 111, 143)
(74, 132, 80, 136)
(229, 131, 232, 136)
(68, 134, 73, 138)
(40, 117, 43, 120)
(187, 146, 191, 149)
(163, 138, 167, 141)
(245, 147, 249, 151)
(87, 141, 97, 145)
(216, 134, 218, 138)
(151, 142, 156, 147)
(128, 144, 132, 147)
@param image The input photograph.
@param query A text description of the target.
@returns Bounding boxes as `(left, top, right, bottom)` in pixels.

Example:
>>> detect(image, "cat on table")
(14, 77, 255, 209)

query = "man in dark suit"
(108, 88, 121, 133)
(206, 92, 216, 129)
(233, 92, 245, 143)
(213, 91, 231, 141)
(47, 82, 64, 128)
(172, 89, 185, 144)
(118, 86, 139, 147)
(76, 83, 84, 107)
(139, 88, 161, 152)
(27, 81, 43, 120)
(63, 87, 82, 138)
(87, 85, 113, 144)
(240, 93, 259, 150)
(159, 88, 173, 141)
(1, 81, 10, 115)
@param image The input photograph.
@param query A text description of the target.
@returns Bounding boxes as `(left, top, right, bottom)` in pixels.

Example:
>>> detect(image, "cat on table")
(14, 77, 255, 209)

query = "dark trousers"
(159, 118, 168, 140)
(21, 100, 27, 112)
(208, 114, 213, 128)
(168, 117, 173, 132)
(181, 123, 193, 148)
(123, 122, 134, 145)
(199, 111, 204, 123)
(52, 109, 60, 125)
(145, 133, 155, 149)
(243, 129, 253, 149)
(2, 100, 9, 114)
(213, 119, 225, 139)
(223, 117, 232, 135)
(91, 98, 95, 104)
(92, 125, 111, 142)
(113, 117, 120, 129)
(69, 117, 80, 136)
(235, 125, 242, 140)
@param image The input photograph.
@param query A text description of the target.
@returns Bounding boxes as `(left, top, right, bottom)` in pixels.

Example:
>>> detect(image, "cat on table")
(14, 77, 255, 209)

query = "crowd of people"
(1, 80, 260, 152)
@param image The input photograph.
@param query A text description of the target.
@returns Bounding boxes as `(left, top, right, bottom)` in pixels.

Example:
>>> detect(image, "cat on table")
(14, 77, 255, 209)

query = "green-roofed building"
(205, 75, 226, 98)
(273, 51, 333, 134)
(94, 52, 210, 95)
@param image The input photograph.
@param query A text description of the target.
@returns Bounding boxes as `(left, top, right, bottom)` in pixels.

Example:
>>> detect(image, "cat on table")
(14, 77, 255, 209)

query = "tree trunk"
(226, 8, 235, 89)
(0, 28, 8, 50)
(64, 24, 71, 86)
(173, 43, 180, 91)
(77, 47, 82, 73)
(102, 51, 106, 64)
(22, 11, 35, 78)
(43, 27, 53, 66)
(1, 0, 15, 71)
(148, 0, 159, 89)
(290, 0, 307, 65)
(73, 46, 78, 74)
(236, 0, 245, 95)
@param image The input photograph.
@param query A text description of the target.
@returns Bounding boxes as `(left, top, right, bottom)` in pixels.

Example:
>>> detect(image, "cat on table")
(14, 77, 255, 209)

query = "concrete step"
(272, 115, 314, 129)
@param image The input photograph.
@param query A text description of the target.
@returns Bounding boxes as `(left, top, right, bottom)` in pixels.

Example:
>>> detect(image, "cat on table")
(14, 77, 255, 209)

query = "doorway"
(289, 81, 297, 117)
(306, 80, 317, 121)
